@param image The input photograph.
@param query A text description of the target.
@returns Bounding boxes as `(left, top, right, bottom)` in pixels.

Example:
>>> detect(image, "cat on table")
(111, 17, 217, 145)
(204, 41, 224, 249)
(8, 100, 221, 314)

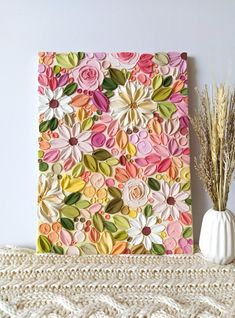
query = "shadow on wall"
(188, 57, 210, 243)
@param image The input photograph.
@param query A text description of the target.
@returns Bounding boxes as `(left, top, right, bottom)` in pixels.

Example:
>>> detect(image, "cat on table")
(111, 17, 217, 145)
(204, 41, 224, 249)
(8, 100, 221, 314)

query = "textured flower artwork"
(37, 52, 193, 255)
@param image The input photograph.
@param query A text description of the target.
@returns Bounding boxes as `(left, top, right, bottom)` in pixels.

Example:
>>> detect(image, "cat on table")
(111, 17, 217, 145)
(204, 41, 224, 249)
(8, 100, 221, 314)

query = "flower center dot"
(167, 197, 176, 205)
(130, 102, 138, 109)
(69, 137, 78, 146)
(180, 52, 187, 60)
(142, 226, 151, 236)
(49, 99, 59, 108)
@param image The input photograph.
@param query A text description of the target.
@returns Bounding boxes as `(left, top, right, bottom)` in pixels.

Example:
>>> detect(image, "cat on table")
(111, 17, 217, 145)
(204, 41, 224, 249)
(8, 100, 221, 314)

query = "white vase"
(199, 208, 235, 264)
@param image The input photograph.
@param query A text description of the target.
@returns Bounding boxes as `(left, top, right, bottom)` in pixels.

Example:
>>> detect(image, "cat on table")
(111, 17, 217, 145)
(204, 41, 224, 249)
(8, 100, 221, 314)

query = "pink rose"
(109, 52, 139, 69)
(72, 59, 104, 91)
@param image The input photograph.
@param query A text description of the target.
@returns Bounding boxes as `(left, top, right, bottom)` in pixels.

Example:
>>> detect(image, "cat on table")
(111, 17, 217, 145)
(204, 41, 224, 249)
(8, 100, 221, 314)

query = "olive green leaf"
(158, 102, 177, 119)
(148, 178, 160, 191)
(181, 182, 191, 191)
(37, 235, 52, 253)
(152, 74, 163, 90)
(152, 87, 172, 102)
(93, 212, 104, 232)
(61, 206, 80, 218)
(104, 221, 118, 233)
(113, 231, 128, 241)
(75, 200, 90, 209)
(144, 204, 153, 217)
(56, 52, 79, 69)
(181, 88, 188, 96)
(105, 198, 124, 214)
(39, 120, 50, 133)
(93, 149, 111, 161)
(154, 52, 169, 66)
(53, 245, 64, 255)
(152, 243, 165, 255)
(106, 158, 119, 166)
(113, 215, 130, 229)
(163, 75, 173, 87)
(185, 197, 192, 206)
(99, 162, 112, 176)
(81, 118, 93, 131)
(108, 186, 122, 198)
(72, 163, 84, 178)
(64, 192, 81, 205)
(84, 154, 98, 172)
(109, 68, 126, 85)
(183, 227, 192, 238)
(80, 243, 97, 255)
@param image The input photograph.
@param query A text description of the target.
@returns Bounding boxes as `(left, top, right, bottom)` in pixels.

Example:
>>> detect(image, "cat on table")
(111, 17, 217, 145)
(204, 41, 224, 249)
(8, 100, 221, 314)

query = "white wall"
(0, 0, 235, 247)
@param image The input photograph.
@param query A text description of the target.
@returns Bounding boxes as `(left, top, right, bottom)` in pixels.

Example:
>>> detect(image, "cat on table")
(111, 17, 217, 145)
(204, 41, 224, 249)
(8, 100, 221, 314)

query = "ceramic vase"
(199, 208, 235, 264)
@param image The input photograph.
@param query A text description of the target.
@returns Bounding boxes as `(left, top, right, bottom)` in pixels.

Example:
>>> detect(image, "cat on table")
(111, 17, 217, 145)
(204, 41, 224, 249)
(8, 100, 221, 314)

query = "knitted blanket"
(0, 247, 234, 318)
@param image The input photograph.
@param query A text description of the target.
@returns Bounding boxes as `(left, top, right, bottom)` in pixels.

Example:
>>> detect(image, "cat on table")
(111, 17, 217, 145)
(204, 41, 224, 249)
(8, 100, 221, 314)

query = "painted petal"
(151, 224, 165, 233)
(161, 206, 171, 220)
(58, 125, 71, 139)
(132, 233, 143, 246)
(129, 218, 142, 230)
(175, 201, 189, 212)
(154, 145, 169, 157)
(44, 108, 54, 120)
(51, 138, 68, 149)
(43, 149, 60, 163)
(149, 233, 162, 244)
(72, 122, 81, 137)
(66, 246, 80, 255)
(128, 227, 141, 237)
(158, 158, 171, 173)
(170, 183, 180, 197)
(78, 141, 93, 153)
(53, 87, 63, 99)
(44, 87, 53, 100)
(162, 182, 170, 197)
(60, 146, 72, 160)
(171, 206, 180, 220)
(60, 104, 74, 113)
(146, 216, 157, 227)
(38, 104, 49, 114)
(59, 95, 72, 105)
(72, 146, 82, 162)
(152, 192, 165, 202)
(175, 192, 188, 201)
(74, 231, 85, 243)
(78, 131, 91, 141)
(143, 236, 152, 250)
(138, 213, 146, 228)
(54, 107, 64, 119)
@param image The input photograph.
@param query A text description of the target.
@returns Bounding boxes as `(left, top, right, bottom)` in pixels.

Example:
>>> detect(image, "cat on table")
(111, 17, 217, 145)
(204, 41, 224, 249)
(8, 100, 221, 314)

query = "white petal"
(51, 138, 68, 149)
(128, 227, 141, 237)
(152, 192, 165, 202)
(129, 219, 142, 230)
(171, 206, 180, 220)
(78, 131, 91, 142)
(59, 96, 72, 105)
(54, 107, 64, 119)
(143, 236, 152, 250)
(131, 233, 143, 246)
(44, 87, 53, 100)
(54, 87, 63, 99)
(58, 125, 71, 139)
(78, 142, 93, 153)
(72, 122, 81, 137)
(175, 192, 188, 201)
(175, 201, 189, 212)
(39, 94, 49, 104)
(138, 213, 146, 228)
(170, 183, 180, 196)
(149, 233, 163, 244)
(162, 182, 170, 197)
(60, 104, 74, 113)
(38, 104, 49, 114)
(151, 224, 165, 233)
(146, 216, 157, 227)
(44, 108, 54, 120)
(153, 202, 168, 213)
(161, 206, 171, 220)
(72, 146, 82, 162)
(60, 146, 72, 160)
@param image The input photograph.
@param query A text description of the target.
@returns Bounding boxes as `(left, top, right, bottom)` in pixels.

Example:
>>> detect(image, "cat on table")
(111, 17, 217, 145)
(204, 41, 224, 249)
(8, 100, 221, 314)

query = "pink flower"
(137, 54, 154, 74)
(50, 123, 93, 162)
(72, 59, 104, 91)
(168, 52, 187, 73)
(109, 52, 139, 69)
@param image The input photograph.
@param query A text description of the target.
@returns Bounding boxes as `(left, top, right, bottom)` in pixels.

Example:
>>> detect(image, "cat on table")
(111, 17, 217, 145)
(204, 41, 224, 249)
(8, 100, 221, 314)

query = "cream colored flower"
(123, 179, 149, 208)
(38, 174, 64, 223)
(110, 82, 156, 129)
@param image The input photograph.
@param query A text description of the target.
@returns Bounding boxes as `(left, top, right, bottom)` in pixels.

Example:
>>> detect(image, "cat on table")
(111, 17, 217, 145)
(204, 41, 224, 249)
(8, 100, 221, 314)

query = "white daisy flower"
(39, 87, 73, 120)
(50, 122, 93, 162)
(153, 181, 189, 220)
(128, 213, 164, 250)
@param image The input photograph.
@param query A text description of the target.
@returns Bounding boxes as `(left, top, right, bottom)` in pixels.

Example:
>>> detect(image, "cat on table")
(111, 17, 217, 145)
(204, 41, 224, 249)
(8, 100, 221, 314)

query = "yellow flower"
(110, 82, 157, 129)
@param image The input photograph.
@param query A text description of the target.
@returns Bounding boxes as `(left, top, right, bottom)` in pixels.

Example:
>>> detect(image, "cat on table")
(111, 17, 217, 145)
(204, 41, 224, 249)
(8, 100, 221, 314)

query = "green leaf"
(158, 102, 177, 119)
(104, 221, 117, 233)
(75, 200, 90, 209)
(56, 52, 79, 69)
(80, 243, 97, 255)
(39, 121, 50, 132)
(109, 68, 126, 85)
(155, 52, 169, 66)
(39, 162, 48, 172)
(113, 215, 130, 229)
(99, 162, 112, 176)
(183, 227, 192, 238)
(148, 178, 160, 191)
(37, 235, 52, 253)
(61, 206, 79, 218)
(152, 87, 172, 102)
(64, 192, 81, 205)
(152, 74, 163, 90)
(53, 65, 61, 75)
(163, 75, 173, 87)
(93, 212, 104, 232)
(144, 204, 153, 217)
(49, 118, 58, 131)
(181, 88, 188, 96)
(61, 218, 74, 230)
(106, 158, 119, 166)
(84, 154, 98, 172)
(77, 52, 85, 60)
(181, 182, 190, 191)
(102, 77, 118, 91)
(81, 118, 93, 131)
(105, 198, 124, 214)
(53, 245, 64, 255)
(72, 163, 84, 178)
(152, 243, 165, 255)
(108, 186, 122, 198)
(113, 231, 128, 241)
(93, 149, 111, 161)
(185, 197, 192, 206)
(104, 90, 115, 98)
(63, 82, 78, 96)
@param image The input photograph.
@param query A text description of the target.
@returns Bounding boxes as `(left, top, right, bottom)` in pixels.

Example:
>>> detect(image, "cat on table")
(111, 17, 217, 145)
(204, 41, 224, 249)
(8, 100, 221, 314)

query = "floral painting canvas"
(37, 52, 193, 255)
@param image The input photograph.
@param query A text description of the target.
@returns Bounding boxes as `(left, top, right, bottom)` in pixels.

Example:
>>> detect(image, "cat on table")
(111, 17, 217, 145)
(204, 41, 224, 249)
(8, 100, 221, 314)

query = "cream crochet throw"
(0, 247, 234, 318)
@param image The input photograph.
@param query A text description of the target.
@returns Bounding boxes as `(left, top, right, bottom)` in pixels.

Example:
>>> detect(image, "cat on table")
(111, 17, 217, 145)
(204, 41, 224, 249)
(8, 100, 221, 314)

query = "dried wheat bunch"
(191, 85, 235, 211)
